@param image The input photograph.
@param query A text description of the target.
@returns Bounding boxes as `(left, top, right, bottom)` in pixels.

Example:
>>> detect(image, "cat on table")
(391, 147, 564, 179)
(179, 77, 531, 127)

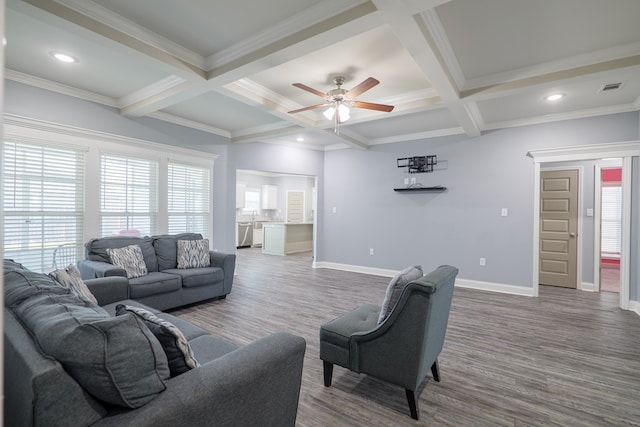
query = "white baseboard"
(313, 262, 536, 297)
(629, 300, 640, 317)
(455, 278, 536, 297)
(312, 261, 396, 278)
(580, 282, 596, 292)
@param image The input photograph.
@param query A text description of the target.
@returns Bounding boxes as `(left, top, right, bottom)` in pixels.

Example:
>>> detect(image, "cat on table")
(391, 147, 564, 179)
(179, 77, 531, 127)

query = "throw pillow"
(176, 239, 210, 269)
(49, 264, 98, 305)
(377, 265, 424, 325)
(116, 304, 200, 377)
(107, 245, 148, 278)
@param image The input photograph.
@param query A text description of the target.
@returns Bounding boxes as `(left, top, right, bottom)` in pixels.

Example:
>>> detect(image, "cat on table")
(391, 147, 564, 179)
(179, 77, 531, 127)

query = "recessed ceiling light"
(296, 137, 304, 142)
(544, 93, 564, 101)
(51, 51, 78, 63)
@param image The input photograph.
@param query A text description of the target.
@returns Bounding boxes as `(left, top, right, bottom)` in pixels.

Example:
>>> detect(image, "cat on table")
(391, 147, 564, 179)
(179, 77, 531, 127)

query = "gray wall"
(320, 113, 639, 292)
(5, 81, 234, 252)
(4, 80, 639, 300)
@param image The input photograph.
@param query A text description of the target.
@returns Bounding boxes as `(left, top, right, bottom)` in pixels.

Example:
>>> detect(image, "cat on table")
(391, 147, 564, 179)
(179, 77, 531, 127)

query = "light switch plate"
(501, 208, 508, 217)
(586, 208, 593, 217)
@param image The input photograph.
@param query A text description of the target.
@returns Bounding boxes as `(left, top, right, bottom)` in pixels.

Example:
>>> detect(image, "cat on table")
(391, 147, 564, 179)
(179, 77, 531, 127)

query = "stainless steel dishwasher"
(236, 222, 253, 248)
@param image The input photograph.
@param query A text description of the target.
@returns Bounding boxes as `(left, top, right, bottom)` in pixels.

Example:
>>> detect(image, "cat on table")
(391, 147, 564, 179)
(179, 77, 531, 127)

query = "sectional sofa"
(4, 259, 306, 426)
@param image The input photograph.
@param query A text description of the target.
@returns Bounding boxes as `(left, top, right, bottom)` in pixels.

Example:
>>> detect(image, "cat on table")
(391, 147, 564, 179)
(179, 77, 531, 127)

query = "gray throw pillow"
(107, 244, 148, 278)
(11, 292, 169, 408)
(176, 239, 210, 269)
(116, 304, 200, 377)
(49, 264, 98, 305)
(377, 265, 423, 325)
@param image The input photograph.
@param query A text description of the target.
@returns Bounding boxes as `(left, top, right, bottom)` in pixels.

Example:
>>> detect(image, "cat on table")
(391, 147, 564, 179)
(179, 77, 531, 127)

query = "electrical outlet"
(410, 177, 417, 184)
(332, 207, 337, 213)
(404, 178, 409, 185)
(369, 248, 374, 255)
(479, 257, 486, 266)
(501, 208, 508, 217)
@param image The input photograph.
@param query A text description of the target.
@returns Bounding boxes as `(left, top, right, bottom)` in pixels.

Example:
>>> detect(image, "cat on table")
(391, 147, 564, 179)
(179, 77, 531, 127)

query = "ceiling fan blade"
(345, 77, 379, 98)
(352, 101, 394, 112)
(288, 103, 327, 114)
(292, 83, 329, 99)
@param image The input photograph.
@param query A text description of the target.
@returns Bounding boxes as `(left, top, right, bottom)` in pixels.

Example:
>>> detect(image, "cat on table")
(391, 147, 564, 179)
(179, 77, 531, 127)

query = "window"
(100, 154, 158, 237)
(241, 188, 260, 215)
(168, 162, 210, 236)
(601, 185, 622, 255)
(3, 141, 84, 272)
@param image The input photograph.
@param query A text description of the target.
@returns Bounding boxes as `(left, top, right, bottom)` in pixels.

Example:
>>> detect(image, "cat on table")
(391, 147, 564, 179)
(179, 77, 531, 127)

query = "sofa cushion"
(377, 265, 423, 324)
(177, 239, 210, 269)
(162, 267, 223, 288)
(107, 245, 148, 279)
(49, 264, 98, 305)
(8, 287, 169, 408)
(153, 233, 202, 271)
(188, 335, 239, 364)
(85, 236, 159, 272)
(128, 272, 182, 298)
(116, 304, 200, 377)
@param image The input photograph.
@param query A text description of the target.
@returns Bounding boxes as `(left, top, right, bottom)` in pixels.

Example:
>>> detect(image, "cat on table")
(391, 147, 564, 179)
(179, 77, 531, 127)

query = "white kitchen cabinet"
(236, 183, 246, 208)
(261, 184, 278, 210)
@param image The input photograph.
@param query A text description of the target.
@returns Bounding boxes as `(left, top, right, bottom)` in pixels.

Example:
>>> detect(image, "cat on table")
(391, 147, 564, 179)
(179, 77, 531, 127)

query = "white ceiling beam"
(372, 0, 481, 137)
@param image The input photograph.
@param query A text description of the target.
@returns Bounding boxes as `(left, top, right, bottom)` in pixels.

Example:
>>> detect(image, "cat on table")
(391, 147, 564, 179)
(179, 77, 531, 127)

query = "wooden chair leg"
(431, 359, 440, 382)
(323, 361, 333, 387)
(405, 389, 419, 420)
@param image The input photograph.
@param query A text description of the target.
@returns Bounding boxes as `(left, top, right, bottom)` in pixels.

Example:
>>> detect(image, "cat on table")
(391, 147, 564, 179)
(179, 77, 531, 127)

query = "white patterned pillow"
(116, 304, 200, 377)
(177, 239, 210, 269)
(107, 245, 148, 278)
(49, 264, 99, 305)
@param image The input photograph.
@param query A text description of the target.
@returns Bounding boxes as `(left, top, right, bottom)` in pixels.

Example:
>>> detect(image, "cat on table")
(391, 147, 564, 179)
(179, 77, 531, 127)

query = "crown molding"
(147, 111, 231, 138)
(118, 75, 188, 109)
(420, 8, 465, 90)
(369, 127, 464, 145)
(5, 69, 118, 107)
(56, 0, 205, 69)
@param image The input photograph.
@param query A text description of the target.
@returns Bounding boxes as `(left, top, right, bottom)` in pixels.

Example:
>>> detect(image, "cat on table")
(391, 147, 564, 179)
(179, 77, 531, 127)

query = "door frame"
(528, 141, 640, 310)
(539, 166, 583, 290)
(593, 160, 624, 292)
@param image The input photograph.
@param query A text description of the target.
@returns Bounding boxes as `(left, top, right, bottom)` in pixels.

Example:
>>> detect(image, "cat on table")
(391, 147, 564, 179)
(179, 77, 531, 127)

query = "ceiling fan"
(287, 76, 394, 130)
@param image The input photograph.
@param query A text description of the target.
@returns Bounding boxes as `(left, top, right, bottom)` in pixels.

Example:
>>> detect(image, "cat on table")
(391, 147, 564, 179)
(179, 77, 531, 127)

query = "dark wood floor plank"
(171, 248, 640, 426)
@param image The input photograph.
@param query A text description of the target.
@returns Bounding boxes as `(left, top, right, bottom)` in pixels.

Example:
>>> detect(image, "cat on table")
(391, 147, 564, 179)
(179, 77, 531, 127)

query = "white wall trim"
(528, 140, 640, 311)
(313, 261, 397, 278)
(313, 262, 536, 297)
(580, 282, 597, 292)
(629, 300, 640, 317)
(455, 279, 536, 297)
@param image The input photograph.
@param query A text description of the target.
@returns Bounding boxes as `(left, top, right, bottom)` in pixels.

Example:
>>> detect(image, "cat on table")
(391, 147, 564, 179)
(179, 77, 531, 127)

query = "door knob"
(569, 232, 576, 238)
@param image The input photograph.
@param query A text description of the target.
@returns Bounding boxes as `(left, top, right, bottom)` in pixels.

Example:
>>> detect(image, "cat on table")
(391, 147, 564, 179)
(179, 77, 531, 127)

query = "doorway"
(539, 169, 579, 288)
(598, 165, 622, 293)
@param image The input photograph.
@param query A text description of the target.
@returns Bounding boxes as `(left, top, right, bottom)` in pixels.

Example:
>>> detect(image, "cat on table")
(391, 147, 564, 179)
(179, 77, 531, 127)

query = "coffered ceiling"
(5, 0, 640, 150)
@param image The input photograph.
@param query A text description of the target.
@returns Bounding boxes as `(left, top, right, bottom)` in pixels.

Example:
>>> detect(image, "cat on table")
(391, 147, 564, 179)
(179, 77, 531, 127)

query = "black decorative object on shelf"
(397, 155, 437, 173)
(394, 185, 446, 192)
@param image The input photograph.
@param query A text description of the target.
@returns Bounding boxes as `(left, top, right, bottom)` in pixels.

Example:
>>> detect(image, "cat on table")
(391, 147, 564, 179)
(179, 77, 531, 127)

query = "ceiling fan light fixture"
(323, 106, 335, 121)
(337, 103, 350, 122)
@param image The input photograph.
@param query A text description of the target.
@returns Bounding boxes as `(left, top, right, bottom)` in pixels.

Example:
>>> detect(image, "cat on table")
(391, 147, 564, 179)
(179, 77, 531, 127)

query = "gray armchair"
(319, 265, 458, 420)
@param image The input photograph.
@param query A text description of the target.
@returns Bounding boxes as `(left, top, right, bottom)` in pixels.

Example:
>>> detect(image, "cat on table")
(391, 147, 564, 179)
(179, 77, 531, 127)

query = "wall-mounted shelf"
(393, 186, 447, 192)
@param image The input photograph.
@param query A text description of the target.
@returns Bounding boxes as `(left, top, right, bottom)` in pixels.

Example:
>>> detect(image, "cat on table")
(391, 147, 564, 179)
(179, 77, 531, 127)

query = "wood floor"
(172, 248, 640, 426)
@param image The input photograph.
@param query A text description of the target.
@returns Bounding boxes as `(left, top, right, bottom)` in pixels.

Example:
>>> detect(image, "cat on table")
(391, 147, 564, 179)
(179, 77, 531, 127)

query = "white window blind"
(3, 141, 84, 272)
(601, 185, 622, 255)
(168, 162, 210, 236)
(100, 154, 157, 237)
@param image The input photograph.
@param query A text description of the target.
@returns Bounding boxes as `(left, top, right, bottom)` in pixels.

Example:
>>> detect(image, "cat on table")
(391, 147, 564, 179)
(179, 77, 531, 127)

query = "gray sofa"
(77, 233, 235, 310)
(4, 259, 306, 426)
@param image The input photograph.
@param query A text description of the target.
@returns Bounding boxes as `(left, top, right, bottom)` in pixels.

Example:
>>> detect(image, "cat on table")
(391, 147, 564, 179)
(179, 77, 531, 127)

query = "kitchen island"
(262, 223, 313, 256)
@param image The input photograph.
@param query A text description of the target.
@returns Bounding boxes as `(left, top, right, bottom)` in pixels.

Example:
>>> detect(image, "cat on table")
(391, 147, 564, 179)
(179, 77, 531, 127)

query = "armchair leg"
(323, 361, 333, 387)
(431, 359, 440, 382)
(405, 389, 420, 420)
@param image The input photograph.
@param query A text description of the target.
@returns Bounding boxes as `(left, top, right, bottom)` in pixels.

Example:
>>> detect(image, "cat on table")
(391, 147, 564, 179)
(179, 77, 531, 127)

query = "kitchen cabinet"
(262, 223, 312, 256)
(261, 185, 278, 210)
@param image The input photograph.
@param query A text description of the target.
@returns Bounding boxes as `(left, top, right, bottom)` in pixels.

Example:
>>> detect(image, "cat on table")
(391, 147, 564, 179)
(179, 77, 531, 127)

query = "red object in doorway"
(602, 168, 621, 183)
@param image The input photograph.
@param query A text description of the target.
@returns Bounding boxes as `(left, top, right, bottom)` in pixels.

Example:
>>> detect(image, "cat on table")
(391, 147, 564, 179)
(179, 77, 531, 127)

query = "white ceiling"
(5, 0, 640, 150)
